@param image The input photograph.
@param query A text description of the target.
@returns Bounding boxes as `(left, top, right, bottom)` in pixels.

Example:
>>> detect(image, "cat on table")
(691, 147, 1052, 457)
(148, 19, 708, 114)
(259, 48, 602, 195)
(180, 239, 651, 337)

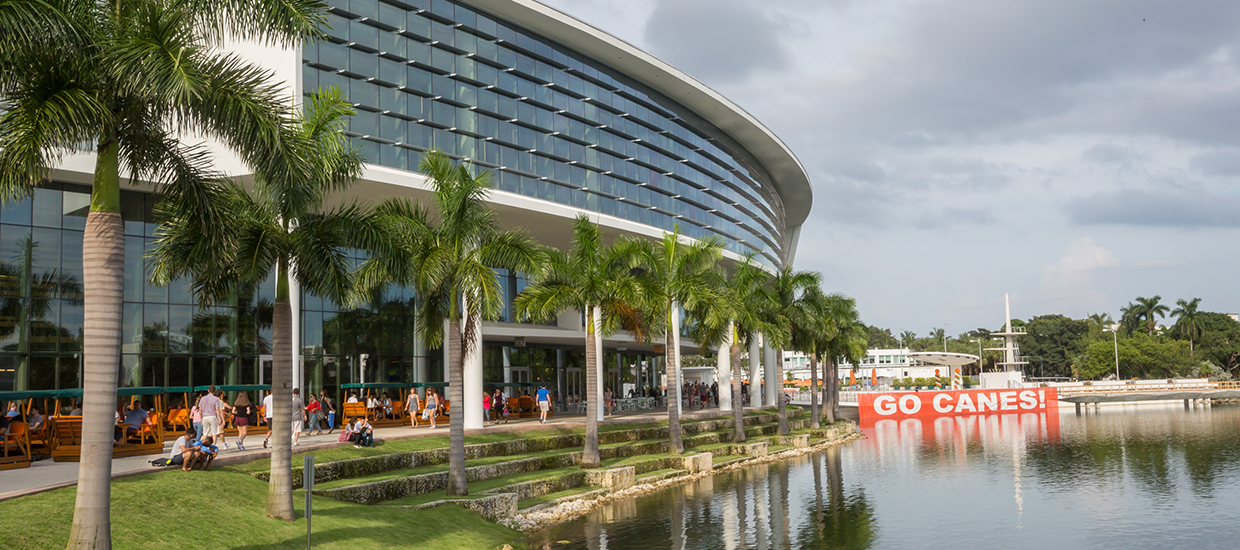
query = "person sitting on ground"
(172, 427, 201, 471)
(339, 417, 356, 442)
(190, 435, 218, 471)
(351, 417, 374, 448)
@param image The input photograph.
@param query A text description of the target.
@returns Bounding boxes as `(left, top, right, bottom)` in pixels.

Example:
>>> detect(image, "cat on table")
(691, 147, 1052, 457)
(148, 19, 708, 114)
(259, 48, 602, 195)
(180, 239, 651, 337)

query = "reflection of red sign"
(858, 388, 1059, 422)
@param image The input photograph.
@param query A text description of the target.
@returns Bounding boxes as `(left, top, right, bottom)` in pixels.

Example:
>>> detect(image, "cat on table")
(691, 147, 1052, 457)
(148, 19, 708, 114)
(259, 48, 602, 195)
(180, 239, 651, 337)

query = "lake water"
(529, 404, 1240, 549)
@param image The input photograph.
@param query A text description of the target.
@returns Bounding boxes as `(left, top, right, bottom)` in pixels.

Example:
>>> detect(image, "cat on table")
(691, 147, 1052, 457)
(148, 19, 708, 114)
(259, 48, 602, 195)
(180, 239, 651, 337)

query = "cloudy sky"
(538, 0, 1240, 337)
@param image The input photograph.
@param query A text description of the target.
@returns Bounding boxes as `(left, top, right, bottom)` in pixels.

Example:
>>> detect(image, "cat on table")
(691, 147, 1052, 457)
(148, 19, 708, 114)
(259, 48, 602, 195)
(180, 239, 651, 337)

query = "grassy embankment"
(0, 466, 522, 550)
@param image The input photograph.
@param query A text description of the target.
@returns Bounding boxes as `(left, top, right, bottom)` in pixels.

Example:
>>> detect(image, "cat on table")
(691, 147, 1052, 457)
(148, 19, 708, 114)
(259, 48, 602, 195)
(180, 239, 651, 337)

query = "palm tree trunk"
(266, 259, 295, 520)
(582, 305, 601, 468)
(666, 304, 684, 454)
(810, 353, 820, 429)
(67, 139, 124, 550)
(776, 348, 788, 435)
(730, 323, 745, 443)
(822, 356, 836, 425)
(446, 316, 467, 495)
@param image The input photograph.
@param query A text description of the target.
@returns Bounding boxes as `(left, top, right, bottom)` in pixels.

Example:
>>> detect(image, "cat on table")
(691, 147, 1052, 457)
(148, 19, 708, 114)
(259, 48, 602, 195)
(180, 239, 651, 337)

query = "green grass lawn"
(0, 467, 522, 550)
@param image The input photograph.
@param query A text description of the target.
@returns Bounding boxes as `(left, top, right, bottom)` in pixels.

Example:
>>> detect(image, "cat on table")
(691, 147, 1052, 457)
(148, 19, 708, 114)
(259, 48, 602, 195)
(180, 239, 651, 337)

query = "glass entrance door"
(566, 368, 582, 409)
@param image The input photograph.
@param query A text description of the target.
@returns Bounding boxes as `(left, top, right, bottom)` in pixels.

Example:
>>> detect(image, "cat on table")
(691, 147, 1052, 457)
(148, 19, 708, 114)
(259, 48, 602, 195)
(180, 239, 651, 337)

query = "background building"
(0, 0, 811, 428)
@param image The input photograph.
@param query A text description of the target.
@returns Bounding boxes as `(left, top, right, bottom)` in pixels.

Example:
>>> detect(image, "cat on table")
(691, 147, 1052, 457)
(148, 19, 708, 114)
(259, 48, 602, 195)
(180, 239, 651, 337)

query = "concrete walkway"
(0, 404, 743, 501)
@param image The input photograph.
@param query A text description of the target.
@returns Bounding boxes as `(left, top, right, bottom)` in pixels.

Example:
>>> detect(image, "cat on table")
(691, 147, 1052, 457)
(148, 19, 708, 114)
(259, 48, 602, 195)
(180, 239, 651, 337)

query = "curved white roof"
(459, 0, 814, 230)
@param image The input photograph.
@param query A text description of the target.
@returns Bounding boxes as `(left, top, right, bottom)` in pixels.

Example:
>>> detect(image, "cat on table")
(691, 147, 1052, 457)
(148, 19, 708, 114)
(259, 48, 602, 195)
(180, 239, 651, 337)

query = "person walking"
(216, 391, 233, 449)
(199, 386, 228, 450)
(319, 390, 336, 434)
(406, 390, 421, 429)
(491, 388, 506, 425)
(190, 395, 203, 443)
(233, 391, 254, 451)
(424, 388, 438, 429)
(306, 393, 322, 436)
(536, 384, 551, 424)
(291, 388, 306, 446)
(261, 391, 274, 449)
(604, 387, 613, 416)
(483, 391, 492, 423)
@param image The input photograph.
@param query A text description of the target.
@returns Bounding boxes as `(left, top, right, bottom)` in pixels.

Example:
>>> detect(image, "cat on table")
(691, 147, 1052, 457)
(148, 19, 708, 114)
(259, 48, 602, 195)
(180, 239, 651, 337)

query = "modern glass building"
(3, 0, 812, 426)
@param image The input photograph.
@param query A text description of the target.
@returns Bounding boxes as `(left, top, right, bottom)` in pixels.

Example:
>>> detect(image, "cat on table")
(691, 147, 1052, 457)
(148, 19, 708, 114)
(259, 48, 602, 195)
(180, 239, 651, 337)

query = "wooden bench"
(518, 396, 535, 418)
(49, 417, 83, 462)
(1, 421, 32, 470)
(342, 402, 368, 423)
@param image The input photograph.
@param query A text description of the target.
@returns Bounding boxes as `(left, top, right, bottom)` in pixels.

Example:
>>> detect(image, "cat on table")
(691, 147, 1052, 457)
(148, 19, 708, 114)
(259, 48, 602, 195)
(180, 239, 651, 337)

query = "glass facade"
(0, 185, 436, 404)
(302, 0, 788, 267)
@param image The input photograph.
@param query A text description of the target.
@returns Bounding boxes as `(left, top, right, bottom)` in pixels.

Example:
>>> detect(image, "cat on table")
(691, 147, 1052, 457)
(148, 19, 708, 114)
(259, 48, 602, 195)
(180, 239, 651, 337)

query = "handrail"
(1056, 381, 1238, 396)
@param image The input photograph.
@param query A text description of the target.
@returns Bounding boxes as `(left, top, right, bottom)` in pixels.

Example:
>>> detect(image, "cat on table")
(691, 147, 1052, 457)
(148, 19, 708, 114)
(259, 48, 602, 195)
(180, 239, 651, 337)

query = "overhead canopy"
(341, 383, 415, 390)
(907, 352, 980, 368)
(193, 384, 271, 392)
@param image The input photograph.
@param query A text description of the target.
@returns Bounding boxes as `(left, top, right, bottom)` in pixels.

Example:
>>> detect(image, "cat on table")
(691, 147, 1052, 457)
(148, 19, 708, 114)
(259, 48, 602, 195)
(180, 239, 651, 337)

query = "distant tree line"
(866, 295, 1239, 380)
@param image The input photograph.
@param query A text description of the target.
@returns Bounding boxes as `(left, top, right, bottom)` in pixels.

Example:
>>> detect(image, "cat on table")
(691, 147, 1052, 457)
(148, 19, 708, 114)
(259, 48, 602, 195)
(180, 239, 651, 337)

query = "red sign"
(858, 387, 1059, 422)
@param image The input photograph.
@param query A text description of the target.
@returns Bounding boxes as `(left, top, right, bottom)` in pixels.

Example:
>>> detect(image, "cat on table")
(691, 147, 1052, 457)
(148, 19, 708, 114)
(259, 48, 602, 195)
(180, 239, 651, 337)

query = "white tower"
(986, 293, 1028, 373)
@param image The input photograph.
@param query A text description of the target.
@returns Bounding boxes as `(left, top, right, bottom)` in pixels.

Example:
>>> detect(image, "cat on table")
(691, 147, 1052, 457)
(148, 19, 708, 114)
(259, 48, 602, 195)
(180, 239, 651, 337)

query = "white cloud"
(1039, 238, 1119, 291)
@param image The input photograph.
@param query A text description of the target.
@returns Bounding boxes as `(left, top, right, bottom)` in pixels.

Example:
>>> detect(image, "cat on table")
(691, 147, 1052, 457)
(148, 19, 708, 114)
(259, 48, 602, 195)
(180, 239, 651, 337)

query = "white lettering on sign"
(955, 394, 976, 413)
(1020, 390, 1038, 409)
(1000, 391, 1017, 411)
(874, 395, 897, 415)
(898, 394, 921, 415)
(978, 392, 998, 412)
(933, 393, 953, 413)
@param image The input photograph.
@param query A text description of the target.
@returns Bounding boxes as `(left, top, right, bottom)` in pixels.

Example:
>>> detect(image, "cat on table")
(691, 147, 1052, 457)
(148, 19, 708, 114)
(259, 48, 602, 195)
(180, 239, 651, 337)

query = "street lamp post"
(1104, 328, 1119, 380)
(970, 339, 984, 377)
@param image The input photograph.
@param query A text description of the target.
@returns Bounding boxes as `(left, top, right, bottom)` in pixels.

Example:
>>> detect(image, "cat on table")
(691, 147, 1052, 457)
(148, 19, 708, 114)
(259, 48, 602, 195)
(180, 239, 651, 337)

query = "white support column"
(717, 329, 732, 410)
(764, 338, 777, 406)
(502, 346, 512, 384)
(463, 299, 484, 430)
(594, 307, 605, 420)
(413, 324, 427, 398)
(671, 303, 683, 416)
(750, 337, 763, 407)
(290, 272, 302, 393)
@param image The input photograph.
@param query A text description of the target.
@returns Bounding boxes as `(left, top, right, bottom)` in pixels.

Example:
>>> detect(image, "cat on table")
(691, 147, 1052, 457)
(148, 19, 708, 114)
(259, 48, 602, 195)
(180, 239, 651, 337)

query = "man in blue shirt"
(536, 384, 551, 424)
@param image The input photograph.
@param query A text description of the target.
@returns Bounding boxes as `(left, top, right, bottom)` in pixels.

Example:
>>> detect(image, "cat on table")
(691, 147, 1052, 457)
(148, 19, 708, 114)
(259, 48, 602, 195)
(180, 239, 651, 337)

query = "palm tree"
(1119, 303, 1141, 334)
(633, 227, 724, 454)
(764, 268, 822, 435)
(513, 215, 646, 468)
(359, 151, 541, 495)
(823, 296, 866, 423)
(1172, 298, 1203, 356)
(899, 330, 916, 349)
(149, 90, 385, 520)
(696, 256, 773, 443)
(1133, 295, 1170, 335)
(1, 0, 325, 543)
(794, 287, 831, 429)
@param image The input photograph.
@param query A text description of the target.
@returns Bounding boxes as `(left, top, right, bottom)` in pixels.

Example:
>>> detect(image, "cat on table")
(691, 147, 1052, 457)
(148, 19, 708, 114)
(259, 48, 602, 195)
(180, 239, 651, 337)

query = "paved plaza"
(0, 404, 738, 501)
